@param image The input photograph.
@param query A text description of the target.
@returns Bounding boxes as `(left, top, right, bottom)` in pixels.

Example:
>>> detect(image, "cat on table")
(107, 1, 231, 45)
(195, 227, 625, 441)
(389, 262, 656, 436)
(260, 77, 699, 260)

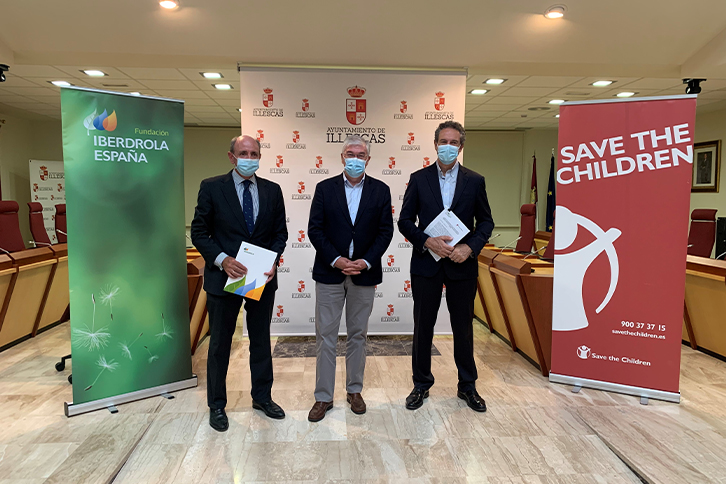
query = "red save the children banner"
(550, 95, 697, 403)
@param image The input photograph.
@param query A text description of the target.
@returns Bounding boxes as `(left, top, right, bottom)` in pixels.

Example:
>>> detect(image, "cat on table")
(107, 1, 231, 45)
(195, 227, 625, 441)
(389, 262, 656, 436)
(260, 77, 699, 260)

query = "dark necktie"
(242, 179, 255, 234)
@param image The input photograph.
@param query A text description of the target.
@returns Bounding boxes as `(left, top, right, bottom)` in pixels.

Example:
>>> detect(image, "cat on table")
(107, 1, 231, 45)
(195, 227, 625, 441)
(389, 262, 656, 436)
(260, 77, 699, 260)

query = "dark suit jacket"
(308, 174, 394, 286)
(190, 171, 288, 296)
(398, 163, 494, 280)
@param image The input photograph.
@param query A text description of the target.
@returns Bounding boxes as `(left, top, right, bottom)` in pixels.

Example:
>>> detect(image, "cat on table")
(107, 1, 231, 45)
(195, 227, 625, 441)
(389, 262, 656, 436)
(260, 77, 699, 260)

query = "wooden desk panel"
(520, 272, 554, 376)
(684, 256, 726, 358)
(478, 251, 513, 348)
(35, 256, 69, 333)
(534, 231, 551, 252)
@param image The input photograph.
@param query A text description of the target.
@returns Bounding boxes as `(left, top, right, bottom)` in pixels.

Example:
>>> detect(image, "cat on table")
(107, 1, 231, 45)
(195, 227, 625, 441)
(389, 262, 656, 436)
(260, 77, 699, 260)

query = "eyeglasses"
(344, 152, 368, 160)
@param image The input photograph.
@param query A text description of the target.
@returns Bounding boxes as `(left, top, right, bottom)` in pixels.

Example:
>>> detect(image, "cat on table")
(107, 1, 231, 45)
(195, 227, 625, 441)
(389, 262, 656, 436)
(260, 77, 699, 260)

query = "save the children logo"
(552, 206, 621, 332)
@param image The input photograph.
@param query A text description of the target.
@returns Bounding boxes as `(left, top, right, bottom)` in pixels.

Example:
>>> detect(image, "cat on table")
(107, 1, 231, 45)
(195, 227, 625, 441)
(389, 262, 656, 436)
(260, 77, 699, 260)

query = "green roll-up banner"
(60, 87, 196, 416)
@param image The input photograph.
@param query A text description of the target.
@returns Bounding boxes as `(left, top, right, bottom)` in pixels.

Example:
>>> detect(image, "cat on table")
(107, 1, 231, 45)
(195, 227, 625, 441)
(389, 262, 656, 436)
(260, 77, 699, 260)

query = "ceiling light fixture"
(202, 72, 223, 79)
(544, 5, 566, 19)
(591, 80, 613, 87)
(548, 99, 566, 104)
(485, 78, 506, 85)
(616, 92, 636, 98)
(82, 70, 106, 77)
(129, 92, 141, 96)
(50, 80, 72, 87)
(555, 114, 560, 118)
(683, 78, 705, 94)
(213, 84, 233, 90)
(237, 108, 242, 112)
(469, 89, 488, 95)
(159, 0, 179, 9)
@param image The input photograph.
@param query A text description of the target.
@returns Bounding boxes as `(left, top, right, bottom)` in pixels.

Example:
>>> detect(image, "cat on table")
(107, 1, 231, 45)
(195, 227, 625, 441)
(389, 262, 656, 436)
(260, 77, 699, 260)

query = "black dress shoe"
(405, 388, 429, 410)
(457, 389, 487, 412)
(209, 408, 229, 432)
(252, 399, 286, 419)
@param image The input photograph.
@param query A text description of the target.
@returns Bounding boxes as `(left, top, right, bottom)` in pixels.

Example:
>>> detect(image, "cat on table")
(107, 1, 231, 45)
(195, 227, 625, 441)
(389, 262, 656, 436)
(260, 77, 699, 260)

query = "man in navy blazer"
(191, 135, 288, 431)
(398, 121, 494, 413)
(306, 135, 393, 421)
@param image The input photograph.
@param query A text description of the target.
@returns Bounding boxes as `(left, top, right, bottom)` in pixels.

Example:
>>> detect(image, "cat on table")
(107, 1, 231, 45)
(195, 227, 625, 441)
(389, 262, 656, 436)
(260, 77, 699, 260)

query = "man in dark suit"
(191, 135, 288, 431)
(398, 121, 494, 412)
(306, 135, 393, 422)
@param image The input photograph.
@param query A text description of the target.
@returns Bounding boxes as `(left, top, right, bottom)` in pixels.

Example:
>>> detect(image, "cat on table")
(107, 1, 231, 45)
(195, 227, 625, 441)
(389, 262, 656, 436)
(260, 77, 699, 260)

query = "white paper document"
(423, 209, 470, 261)
(223, 242, 278, 300)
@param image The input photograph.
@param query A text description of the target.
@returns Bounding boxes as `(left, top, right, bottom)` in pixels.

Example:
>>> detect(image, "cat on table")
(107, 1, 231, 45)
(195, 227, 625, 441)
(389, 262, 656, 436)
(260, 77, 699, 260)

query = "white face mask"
(437, 144, 459, 165)
(344, 158, 366, 177)
(236, 158, 259, 177)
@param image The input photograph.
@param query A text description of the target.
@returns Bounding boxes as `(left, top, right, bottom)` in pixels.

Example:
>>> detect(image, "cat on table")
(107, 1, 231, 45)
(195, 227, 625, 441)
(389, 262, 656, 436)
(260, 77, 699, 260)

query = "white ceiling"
(1, 1, 726, 128)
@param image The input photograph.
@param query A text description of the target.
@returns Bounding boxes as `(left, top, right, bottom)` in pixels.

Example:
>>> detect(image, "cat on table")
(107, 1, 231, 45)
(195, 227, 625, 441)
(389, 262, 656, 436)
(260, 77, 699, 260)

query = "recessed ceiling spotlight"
(469, 89, 488, 95)
(159, 0, 179, 9)
(50, 80, 72, 87)
(591, 80, 613, 87)
(555, 114, 560, 118)
(213, 84, 233, 90)
(82, 70, 107, 77)
(202, 72, 223, 79)
(544, 5, 566, 19)
(616, 92, 636, 97)
(485, 78, 506, 85)
(548, 99, 566, 104)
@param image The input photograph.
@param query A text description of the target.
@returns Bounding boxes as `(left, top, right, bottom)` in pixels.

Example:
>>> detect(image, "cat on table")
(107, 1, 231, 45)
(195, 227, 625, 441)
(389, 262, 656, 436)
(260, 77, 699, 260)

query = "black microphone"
(523, 245, 547, 259)
(498, 236, 522, 253)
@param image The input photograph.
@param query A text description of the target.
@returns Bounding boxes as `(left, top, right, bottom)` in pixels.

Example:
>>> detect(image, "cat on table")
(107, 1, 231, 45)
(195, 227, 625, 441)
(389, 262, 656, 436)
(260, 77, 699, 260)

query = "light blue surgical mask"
(236, 158, 259, 177)
(437, 144, 460, 165)
(344, 157, 366, 178)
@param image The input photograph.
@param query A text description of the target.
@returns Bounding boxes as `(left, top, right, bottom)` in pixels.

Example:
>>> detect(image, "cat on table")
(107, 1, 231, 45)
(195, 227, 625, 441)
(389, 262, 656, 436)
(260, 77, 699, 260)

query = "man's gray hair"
(341, 134, 371, 156)
(434, 121, 466, 146)
(229, 135, 261, 154)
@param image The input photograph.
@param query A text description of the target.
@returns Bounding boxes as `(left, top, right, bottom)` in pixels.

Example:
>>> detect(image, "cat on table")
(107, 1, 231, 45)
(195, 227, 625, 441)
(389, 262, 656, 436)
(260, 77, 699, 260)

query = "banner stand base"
(549, 373, 680, 404)
(64, 375, 198, 417)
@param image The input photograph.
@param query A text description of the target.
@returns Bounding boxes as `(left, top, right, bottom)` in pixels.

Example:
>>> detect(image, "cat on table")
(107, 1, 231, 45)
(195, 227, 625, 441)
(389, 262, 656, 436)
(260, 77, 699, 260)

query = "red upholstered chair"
(28, 202, 53, 247)
(55, 204, 67, 243)
(687, 209, 717, 257)
(515, 204, 536, 253)
(0, 201, 27, 253)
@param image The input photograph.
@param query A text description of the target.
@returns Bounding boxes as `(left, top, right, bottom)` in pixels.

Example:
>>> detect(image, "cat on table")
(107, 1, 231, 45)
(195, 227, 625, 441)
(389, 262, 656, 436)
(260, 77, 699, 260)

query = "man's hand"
(425, 235, 454, 259)
(222, 256, 248, 279)
(335, 257, 361, 276)
(449, 244, 473, 263)
(334, 257, 353, 271)
(343, 259, 367, 275)
(263, 261, 276, 284)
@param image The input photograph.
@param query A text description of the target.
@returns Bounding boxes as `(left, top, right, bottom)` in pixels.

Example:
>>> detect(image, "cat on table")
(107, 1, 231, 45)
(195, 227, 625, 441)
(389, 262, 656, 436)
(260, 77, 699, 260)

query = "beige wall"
(0, 113, 63, 245)
(692, 108, 726, 219)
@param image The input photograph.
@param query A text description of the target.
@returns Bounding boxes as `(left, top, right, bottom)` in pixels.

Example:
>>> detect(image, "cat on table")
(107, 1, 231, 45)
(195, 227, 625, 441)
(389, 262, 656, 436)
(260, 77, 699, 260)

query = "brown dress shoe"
(347, 393, 366, 414)
(307, 401, 333, 422)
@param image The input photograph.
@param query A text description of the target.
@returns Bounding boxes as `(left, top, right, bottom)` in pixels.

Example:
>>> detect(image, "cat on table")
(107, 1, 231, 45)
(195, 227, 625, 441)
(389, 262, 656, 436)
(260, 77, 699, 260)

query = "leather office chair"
(0, 201, 27, 253)
(515, 204, 536, 253)
(55, 204, 67, 243)
(687, 209, 717, 258)
(27, 202, 53, 247)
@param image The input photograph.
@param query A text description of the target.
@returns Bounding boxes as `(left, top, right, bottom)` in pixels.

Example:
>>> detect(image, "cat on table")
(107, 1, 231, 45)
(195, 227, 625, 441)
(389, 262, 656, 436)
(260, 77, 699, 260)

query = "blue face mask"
(236, 158, 259, 177)
(437, 144, 460, 165)
(344, 157, 366, 178)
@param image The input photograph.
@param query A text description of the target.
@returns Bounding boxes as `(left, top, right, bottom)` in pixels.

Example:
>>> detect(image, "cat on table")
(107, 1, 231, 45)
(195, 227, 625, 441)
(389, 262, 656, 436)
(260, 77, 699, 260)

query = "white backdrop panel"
(28, 160, 65, 244)
(239, 67, 466, 335)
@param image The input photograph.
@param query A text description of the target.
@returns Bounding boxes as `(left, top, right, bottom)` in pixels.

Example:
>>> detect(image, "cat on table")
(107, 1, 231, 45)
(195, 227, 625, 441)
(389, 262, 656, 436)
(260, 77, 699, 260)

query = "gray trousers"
(314, 276, 375, 402)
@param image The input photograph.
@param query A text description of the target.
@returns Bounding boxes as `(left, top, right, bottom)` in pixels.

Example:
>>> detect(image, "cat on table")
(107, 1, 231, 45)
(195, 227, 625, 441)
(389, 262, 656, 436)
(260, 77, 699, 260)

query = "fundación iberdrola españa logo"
(83, 109, 117, 135)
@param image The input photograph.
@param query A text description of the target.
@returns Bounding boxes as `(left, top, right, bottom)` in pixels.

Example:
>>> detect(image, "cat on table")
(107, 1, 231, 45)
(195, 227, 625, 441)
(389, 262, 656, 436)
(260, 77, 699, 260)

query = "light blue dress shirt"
(437, 161, 459, 209)
(214, 170, 259, 269)
(332, 174, 371, 270)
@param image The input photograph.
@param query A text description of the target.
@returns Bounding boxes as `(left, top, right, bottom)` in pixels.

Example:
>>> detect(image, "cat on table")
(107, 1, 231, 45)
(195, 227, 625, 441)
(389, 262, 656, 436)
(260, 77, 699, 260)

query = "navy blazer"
(398, 163, 494, 280)
(308, 174, 394, 286)
(190, 171, 288, 296)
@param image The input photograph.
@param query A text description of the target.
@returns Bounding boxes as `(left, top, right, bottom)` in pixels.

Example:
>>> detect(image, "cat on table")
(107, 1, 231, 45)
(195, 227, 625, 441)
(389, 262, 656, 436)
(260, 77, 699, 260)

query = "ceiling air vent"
(564, 91, 591, 96)
(527, 107, 551, 111)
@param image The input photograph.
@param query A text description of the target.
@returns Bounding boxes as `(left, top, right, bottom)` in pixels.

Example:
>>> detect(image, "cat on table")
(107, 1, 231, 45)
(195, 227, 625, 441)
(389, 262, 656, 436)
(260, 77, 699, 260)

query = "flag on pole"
(546, 153, 556, 232)
(530, 154, 538, 205)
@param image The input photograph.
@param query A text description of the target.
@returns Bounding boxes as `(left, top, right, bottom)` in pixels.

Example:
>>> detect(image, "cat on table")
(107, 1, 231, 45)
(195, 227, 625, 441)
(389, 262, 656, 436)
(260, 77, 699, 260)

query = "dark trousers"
(411, 269, 478, 392)
(206, 285, 276, 409)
